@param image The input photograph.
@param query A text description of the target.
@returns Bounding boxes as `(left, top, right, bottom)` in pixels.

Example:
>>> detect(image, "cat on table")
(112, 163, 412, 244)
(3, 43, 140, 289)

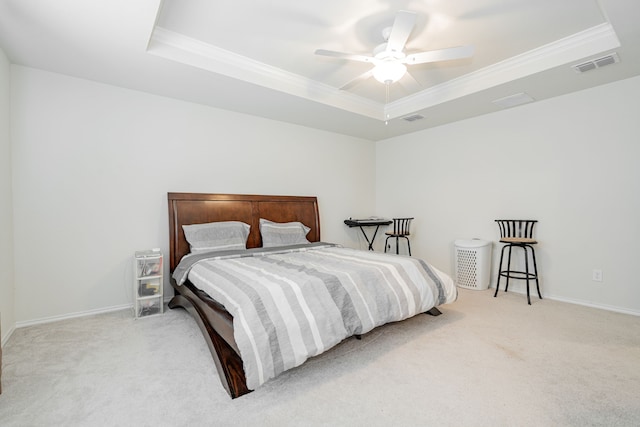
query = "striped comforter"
(174, 243, 457, 390)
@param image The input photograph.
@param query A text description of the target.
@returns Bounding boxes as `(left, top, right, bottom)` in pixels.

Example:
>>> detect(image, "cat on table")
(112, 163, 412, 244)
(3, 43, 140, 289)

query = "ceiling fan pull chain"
(385, 83, 390, 125)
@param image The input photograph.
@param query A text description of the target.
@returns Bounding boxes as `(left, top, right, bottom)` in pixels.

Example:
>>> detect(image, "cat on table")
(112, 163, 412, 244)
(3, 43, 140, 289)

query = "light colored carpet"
(1, 288, 639, 426)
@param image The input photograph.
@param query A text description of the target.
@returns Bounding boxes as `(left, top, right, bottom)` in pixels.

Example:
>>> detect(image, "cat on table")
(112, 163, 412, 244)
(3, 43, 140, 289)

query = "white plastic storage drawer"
(455, 239, 492, 290)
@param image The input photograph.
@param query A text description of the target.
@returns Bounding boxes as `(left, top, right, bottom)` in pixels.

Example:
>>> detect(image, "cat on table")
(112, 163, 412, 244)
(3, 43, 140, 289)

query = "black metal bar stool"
(384, 217, 413, 255)
(494, 219, 542, 305)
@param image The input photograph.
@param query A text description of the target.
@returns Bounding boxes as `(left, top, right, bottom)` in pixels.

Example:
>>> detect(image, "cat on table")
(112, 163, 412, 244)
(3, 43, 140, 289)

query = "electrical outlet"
(592, 269, 603, 282)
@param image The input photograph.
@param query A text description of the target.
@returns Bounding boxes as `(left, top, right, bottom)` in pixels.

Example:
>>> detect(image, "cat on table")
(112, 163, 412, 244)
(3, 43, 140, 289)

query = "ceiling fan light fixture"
(314, 10, 473, 89)
(372, 61, 407, 84)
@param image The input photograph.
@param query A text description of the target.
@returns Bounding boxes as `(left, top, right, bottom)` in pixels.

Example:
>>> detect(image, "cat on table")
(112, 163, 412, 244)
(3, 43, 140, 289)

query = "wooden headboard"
(167, 193, 321, 272)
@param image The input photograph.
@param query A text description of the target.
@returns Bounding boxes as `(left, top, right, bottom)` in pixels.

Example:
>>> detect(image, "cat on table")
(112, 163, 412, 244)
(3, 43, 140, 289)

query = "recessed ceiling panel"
(156, 0, 606, 100)
(152, 0, 615, 117)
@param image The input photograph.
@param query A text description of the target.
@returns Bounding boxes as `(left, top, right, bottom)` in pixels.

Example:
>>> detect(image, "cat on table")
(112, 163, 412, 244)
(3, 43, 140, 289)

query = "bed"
(167, 192, 456, 398)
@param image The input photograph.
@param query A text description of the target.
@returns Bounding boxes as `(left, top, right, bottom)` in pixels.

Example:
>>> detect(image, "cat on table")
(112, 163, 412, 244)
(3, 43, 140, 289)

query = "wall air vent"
(572, 53, 619, 73)
(402, 114, 424, 122)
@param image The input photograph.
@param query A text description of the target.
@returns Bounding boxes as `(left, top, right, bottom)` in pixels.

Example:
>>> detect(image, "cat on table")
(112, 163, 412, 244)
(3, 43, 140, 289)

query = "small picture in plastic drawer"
(137, 258, 163, 277)
(138, 278, 161, 296)
(138, 298, 161, 317)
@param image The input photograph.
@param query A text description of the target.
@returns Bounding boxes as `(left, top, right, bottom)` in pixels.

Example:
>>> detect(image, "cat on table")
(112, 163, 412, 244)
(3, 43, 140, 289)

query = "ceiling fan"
(315, 10, 474, 90)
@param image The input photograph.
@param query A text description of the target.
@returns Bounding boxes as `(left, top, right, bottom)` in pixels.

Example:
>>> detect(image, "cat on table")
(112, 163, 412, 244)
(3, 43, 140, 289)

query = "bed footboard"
(169, 279, 251, 398)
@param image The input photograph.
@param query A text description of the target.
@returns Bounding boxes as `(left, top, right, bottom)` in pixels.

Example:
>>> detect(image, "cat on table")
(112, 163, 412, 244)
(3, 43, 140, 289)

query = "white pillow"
(183, 221, 250, 253)
(260, 218, 310, 248)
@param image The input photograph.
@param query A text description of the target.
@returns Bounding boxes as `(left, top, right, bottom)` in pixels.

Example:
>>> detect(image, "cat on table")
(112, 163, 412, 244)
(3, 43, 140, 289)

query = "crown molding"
(385, 23, 620, 119)
(147, 23, 619, 123)
(147, 27, 383, 119)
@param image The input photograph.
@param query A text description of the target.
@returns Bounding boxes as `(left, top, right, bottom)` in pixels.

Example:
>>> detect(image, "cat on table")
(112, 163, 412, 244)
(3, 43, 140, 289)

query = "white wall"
(11, 66, 376, 324)
(10, 64, 639, 324)
(0, 48, 14, 343)
(376, 75, 640, 314)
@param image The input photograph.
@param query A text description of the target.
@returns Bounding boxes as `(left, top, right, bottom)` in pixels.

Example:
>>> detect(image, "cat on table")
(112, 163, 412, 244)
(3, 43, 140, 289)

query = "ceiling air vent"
(572, 53, 619, 73)
(402, 114, 424, 122)
(492, 92, 535, 109)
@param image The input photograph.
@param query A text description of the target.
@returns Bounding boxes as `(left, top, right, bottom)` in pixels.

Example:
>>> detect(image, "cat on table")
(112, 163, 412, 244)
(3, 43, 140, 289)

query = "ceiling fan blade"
(404, 45, 475, 65)
(315, 49, 374, 64)
(398, 71, 422, 93)
(340, 69, 374, 90)
(386, 10, 417, 53)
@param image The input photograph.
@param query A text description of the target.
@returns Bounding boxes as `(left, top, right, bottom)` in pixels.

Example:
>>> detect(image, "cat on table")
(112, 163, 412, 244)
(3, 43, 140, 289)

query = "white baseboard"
(12, 296, 174, 331)
(491, 286, 640, 316)
(14, 303, 133, 329)
(2, 325, 15, 347)
(544, 293, 640, 316)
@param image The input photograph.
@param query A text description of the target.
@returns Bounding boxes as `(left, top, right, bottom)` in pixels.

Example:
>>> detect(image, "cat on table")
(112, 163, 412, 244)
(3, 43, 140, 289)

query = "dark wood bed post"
(168, 286, 250, 398)
(167, 193, 321, 398)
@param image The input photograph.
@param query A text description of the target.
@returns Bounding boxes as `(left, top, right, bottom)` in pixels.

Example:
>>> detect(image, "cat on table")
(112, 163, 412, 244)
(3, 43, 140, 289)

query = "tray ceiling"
(1, 0, 639, 140)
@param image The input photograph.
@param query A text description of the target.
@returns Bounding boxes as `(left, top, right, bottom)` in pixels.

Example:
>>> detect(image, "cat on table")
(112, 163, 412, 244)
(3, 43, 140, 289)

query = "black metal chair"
(384, 218, 413, 255)
(494, 219, 542, 305)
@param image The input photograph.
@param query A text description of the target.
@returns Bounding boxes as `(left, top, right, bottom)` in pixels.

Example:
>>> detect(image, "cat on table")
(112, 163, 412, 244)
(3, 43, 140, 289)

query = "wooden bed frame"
(167, 192, 321, 398)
